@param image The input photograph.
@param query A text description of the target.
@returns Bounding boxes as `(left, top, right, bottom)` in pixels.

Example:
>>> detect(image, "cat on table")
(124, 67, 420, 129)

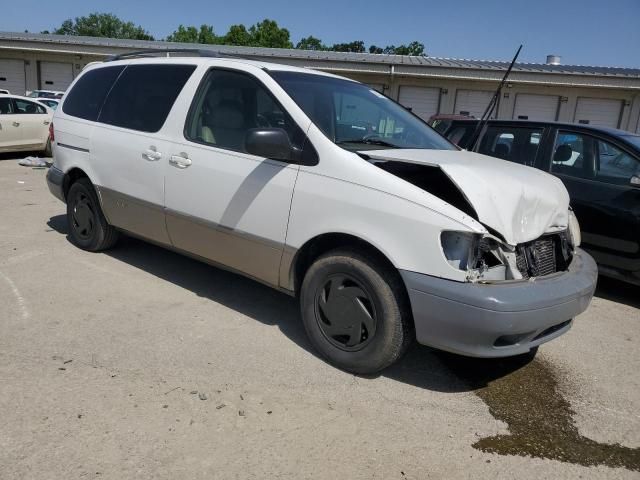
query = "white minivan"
(47, 52, 597, 373)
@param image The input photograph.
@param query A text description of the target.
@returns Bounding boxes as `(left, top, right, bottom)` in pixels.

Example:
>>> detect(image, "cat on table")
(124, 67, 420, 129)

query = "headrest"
(494, 143, 510, 158)
(554, 144, 573, 163)
(209, 101, 244, 129)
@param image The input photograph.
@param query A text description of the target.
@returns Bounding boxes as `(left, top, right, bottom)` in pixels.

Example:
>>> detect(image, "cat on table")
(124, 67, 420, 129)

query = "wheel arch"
(62, 167, 90, 201)
(286, 232, 404, 298)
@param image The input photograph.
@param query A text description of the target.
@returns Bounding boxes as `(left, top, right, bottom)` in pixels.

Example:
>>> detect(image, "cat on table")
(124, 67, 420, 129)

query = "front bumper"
(401, 248, 598, 357)
(46, 166, 65, 202)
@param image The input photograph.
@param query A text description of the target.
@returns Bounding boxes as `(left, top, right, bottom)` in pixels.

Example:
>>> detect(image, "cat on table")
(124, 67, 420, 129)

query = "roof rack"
(105, 48, 234, 62)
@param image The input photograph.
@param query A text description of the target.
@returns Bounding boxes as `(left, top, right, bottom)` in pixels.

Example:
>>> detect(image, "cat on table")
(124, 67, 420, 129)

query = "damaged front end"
(441, 228, 576, 282)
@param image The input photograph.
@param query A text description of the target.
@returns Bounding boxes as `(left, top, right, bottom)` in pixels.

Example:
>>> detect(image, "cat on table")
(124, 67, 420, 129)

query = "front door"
(164, 68, 305, 286)
(12, 98, 50, 148)
(0, 97, 22, 150)
(549, 129, 640, 276)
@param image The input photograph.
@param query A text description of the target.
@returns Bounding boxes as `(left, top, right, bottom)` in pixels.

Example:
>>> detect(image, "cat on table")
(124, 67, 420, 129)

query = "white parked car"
(36, 98, 60, 110)
(0, 94, 53, 154)
(46, 54, 597, 373)
(26, 89, 64, 99)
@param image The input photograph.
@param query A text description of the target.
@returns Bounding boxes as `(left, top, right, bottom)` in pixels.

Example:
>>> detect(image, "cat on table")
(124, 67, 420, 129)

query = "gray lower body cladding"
(46, 166, 65, 202)
(401, 248, 598, 357)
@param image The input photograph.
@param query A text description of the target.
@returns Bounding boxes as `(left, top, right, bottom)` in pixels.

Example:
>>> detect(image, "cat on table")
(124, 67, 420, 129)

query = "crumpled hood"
(363, 149, 570, 245)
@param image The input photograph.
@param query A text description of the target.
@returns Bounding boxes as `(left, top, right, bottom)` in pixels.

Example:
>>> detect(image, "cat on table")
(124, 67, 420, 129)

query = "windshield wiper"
(337, 138, 401, 148)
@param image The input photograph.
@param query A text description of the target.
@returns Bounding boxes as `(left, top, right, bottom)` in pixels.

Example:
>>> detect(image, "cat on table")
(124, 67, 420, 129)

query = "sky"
(1, 0, 639, 68)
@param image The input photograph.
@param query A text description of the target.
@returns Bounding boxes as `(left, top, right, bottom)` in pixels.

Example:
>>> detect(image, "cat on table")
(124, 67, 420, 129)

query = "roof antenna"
(468, 45, 522, 152)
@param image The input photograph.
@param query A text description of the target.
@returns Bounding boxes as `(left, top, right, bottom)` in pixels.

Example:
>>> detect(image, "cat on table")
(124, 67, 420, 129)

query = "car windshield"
(270, 71, 455, 151)
(621, 134, 640, 150)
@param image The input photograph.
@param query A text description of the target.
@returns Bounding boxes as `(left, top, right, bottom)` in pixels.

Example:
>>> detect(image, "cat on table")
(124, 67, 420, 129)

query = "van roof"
(93, 54, 350, 81)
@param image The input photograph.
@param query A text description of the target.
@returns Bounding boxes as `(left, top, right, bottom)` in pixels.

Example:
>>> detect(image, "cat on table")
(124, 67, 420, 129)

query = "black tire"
(66, 178, 119, 251)
(43, 138, 52, 157)
(300, 248, 414, 374)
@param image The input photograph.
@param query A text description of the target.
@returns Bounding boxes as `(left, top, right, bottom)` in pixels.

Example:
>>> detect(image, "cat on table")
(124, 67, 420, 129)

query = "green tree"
(296, 36, 327, 51)
(53, 13, 154, 40)
(331, 41, 365, 53)
(166, 24, 219, 44)
(369, 41, 426, 56)
(223, 24, 252, 46)
(248, 19, 292, 48)
(395, 41, 426, 56)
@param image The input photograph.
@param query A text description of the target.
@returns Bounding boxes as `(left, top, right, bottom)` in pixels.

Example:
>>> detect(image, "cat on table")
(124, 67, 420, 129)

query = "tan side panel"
(166, 211, 282, 287)
(97, 187, 171, 245)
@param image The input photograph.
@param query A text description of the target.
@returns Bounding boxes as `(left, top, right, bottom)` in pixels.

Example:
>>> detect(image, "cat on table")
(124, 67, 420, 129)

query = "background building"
(1, 32, 639, 132)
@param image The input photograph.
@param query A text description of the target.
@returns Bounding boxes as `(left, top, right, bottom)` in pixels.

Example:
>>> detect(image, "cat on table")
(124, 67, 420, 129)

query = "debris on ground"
(18, 157, 50, 167)
(198, 393, 208, 400)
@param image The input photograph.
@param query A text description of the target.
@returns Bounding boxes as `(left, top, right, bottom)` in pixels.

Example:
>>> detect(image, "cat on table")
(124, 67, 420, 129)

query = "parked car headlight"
(441, 231, 508, 281)
(440, 231, 480, 270)
(568, 208, 581, 248)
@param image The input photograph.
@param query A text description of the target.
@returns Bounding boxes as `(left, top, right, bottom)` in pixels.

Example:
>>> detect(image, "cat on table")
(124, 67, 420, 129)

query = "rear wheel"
(43, 138, 52, 157)
(300, 248, 413, 374)
(66, 178, 119, 251)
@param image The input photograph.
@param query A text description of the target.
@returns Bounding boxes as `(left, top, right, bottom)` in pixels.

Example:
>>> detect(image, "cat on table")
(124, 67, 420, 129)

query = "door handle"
(12, 121, 20, 127)
(142, 148, 162, 161)
(169, 154, 192, 169)
(43, 120, 50, 125)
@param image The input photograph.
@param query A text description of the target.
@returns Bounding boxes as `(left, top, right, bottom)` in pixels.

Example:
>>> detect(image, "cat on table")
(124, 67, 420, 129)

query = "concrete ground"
(0, 157, 638, 479)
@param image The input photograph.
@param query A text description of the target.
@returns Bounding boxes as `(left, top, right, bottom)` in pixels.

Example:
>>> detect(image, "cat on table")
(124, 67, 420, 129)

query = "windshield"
(270, 71, 455, 151)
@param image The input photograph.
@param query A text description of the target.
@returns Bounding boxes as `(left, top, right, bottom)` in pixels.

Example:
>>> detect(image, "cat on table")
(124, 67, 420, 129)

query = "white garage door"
(40, 62, 74, 91)
(0, 59, 26, 95)
(513, 93, 559, 121)
(398, 86, 441, 120)
(574, 97, 622, 128)
(454, 90, 494, 118)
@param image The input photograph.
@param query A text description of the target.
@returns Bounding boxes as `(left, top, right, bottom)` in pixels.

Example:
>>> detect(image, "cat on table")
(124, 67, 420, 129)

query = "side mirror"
(631, 175, 640, 187)
(245, 128, 292, 162)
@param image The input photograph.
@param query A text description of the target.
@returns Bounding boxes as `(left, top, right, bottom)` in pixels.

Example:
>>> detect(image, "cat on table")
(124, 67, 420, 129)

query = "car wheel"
(300, 248, 413, 374)
(66, 178, 119, 251)
(43, 138, 52, 157)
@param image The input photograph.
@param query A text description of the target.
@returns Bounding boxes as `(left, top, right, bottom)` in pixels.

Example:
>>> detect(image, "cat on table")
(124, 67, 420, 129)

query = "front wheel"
(300, 249, 413, 374)
(66, 178, 119, 251)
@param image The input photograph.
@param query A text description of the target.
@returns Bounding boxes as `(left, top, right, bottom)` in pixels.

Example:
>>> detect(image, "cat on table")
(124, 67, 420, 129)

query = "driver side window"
(185, 69, 302, 154)
(14, 99, 46, 114)
(595, 140, 640, 185)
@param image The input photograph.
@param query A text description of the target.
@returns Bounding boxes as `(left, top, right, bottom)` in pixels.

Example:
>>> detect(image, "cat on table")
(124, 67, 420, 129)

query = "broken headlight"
(441, 231, 506, 278)
(440, 231, 479, 270)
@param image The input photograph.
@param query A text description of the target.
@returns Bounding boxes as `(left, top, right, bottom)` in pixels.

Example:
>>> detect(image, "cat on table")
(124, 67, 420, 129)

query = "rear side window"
(0, 97, 14, 114)
(98, 64, 196, 133)
(478, 126, 544, 166)
(62, 66, 125, 121)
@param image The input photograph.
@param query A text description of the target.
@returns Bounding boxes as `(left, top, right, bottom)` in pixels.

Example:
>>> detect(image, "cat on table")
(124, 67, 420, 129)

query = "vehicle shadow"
(0, 151, 49, 161)
(47, 214, 535, 394)
(594, 275, 640, 309)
